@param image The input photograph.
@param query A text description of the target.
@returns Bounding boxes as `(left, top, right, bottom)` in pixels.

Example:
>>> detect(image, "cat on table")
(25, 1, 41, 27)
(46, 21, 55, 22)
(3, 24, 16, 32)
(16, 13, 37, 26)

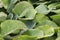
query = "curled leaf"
(13, 1, 36, 20)
(12, 1, 34, 16)
(0, 20, 27, 37)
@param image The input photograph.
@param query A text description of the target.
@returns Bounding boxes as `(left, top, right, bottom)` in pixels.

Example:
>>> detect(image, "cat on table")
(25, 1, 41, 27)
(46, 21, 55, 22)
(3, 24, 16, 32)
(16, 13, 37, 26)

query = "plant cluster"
(0, 0, 60, 40)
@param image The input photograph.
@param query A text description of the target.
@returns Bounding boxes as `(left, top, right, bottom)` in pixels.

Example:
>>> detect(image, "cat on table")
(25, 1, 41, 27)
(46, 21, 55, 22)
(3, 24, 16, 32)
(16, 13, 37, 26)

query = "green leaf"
(24, 20, 36, 29)
(0, 35, 4, 40)
(48, 3, 60, 10)
(19, 9, 37, 20)
(4, 35, 12, 40)
(12, 35, 37, 40)
(11, 29, 21, 34)
(36, 25, 54, 38)
(43, 36, 56, 40)
(56, 37, 60, 40)
(0, 20, 27, 37)
(34, 14, 49, 23)
(39, 0, 45, 1)
(2, 0, 18, 9)
(24, 25, 54, 39)
(28, 0, 39, 4)
(13, 1, 36, 20)
(57, 29, 60, 37)
(52, 9, 60, 14)
(2, 0, 9, 9)
(36, 20, 58, 28)
(24, 29, 44, 39)
(0, 0, 3, 8)
(12, 1, 34, 16)
(7, 0, 19, 13)
(24, 9, 37, 19)
(10, 0, 19, 4)
(51, 14, 60, 25)
(7, 13, 13, 19)
(0, 37, 4, 40)
(35, 4, 50, 15)
(0, 12, 7, 22)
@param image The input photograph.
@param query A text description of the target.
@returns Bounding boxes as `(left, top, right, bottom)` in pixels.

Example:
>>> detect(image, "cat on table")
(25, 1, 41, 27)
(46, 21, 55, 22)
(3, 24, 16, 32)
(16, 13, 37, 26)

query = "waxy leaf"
(0, 0, 60, 40)
(35, 4, 50, 15)
(0, 20, 27, 37)
(19, 9, 37, 20)
(12, 1, 34, 16)
(24, 25, 54, 39)
(13, 1, 36, 20)
(24, 9, 36, 19)
(13, 35, 37, 40)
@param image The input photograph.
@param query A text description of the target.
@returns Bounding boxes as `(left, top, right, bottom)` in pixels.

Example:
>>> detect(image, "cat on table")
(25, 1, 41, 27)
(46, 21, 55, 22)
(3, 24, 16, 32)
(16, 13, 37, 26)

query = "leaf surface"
(0, 20, 27, 37)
